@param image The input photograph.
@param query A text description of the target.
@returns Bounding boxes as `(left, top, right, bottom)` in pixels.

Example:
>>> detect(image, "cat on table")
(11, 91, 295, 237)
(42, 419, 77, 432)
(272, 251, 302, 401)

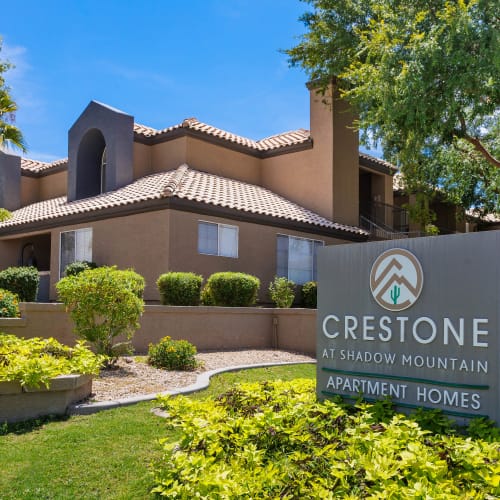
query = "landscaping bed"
(0, 374, 92, 423)
(0, 333, 101, 423)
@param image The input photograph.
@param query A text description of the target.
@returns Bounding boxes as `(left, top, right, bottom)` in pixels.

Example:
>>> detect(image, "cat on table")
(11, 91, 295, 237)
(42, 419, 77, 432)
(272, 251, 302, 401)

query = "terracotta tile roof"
(21, 157, 68, 174)
(359, 152, 397, 173)
(0, 164, 367, 236)
(134, 118, 311, 151)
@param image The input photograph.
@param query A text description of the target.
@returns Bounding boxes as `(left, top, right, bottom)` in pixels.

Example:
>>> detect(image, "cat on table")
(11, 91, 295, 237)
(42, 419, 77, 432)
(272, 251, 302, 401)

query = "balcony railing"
(360, 201, 410, 233)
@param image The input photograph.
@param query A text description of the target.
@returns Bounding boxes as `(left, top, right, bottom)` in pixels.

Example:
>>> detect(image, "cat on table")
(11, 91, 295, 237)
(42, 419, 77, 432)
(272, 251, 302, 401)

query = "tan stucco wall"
(1, 303, 317, 355)
(39, 171, 67, 201)
(185, 137, 261, 184)
(262, 149, 324, 216)
(20, 177, 39, 206)
(133, 142, 152, 179)
(331, 93, 359, 227)
(150, 136, 188, 173)
(47, 210, 170, 301)
(262, 87, 360, 227)
(167, 209, 345, 303)
(20, 171, 67, 206)
(0, 239, 21, 269)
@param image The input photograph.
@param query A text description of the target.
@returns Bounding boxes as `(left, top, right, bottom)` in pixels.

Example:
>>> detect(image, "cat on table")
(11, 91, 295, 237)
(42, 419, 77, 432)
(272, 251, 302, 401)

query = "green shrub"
(56, 266, 145, 364)
(0, 208, 11, 222)
(0, 333, 102, 388)
(301, 281, 317, 308)
(0, 289, 20, 318)
(268, 276, 295, 308)
(153, 380, 500, 498)
(148, 336, 197, 371)
(64, 260, 98, 277)
(0, 266, 39, 302)
(205, 272, 260, 307)
(157, 272, 203, 306)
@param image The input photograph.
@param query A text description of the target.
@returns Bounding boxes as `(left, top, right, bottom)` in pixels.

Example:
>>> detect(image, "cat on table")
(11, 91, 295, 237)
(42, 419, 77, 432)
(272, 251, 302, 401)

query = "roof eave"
(0, 197, 367, 242)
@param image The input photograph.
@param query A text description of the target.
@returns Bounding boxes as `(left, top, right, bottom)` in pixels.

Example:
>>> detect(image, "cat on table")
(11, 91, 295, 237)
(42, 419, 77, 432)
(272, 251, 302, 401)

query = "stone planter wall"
(0, 374, 92, 423)
(1, 303, 317, 355)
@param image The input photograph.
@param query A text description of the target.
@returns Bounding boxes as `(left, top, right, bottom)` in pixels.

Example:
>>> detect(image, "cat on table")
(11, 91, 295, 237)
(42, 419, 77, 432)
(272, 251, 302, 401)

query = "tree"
(0, 37, 27, 152)
(287, 0, 499, 213)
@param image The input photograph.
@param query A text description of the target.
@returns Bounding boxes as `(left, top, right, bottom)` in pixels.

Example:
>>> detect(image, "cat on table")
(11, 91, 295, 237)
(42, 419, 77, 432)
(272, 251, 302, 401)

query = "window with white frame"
(198, 221, 238, 258)
(60, 228, 93, 277)
(277, 234, 324, 284)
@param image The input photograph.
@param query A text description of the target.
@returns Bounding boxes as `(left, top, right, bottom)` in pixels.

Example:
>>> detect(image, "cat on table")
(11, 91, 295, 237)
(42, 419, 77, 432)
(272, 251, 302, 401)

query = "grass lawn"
(0, 363, 315, 500)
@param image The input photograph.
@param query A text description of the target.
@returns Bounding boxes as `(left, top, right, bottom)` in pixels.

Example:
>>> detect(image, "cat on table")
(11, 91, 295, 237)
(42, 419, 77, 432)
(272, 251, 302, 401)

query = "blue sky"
(1, 1, 319, 162)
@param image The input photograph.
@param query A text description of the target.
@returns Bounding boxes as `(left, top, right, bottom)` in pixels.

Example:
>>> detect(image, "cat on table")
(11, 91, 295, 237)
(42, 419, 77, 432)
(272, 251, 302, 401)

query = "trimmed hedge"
(0, 266, 39, 302)
(205, 272, 260, 307)
(0, 289, 20, 318)
(157, 272, 203, 306)
(301, 281, 317, 308)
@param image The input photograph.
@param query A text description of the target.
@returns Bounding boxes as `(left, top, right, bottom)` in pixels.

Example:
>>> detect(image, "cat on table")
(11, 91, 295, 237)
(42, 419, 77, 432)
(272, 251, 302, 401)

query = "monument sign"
(317, 232, 500, 423)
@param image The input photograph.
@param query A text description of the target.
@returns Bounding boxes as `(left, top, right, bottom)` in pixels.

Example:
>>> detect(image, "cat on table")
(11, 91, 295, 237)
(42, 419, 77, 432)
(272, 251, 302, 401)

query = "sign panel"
(317, 232, 500, 423)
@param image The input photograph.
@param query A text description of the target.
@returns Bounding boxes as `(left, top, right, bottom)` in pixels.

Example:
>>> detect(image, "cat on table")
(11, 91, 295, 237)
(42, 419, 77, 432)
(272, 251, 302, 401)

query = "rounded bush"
(157, 272, 203, 306)
(301, 281, 317, 308)
(0, 289, 20, 318)
(268, 276, 295, 308)
(0, 266, 39, 302)
(148, 336, 197, 371)
(205, 272, 260, 307)
(64, 260, 98, 277)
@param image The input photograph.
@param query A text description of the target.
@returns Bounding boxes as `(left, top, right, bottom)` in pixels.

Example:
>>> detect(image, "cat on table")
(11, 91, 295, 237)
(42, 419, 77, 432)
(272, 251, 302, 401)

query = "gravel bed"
(90, 350, 315, 402)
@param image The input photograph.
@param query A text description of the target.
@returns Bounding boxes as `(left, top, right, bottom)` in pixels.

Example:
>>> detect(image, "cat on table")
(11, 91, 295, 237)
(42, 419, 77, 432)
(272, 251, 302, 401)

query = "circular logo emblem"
(370, 248, 423, 311)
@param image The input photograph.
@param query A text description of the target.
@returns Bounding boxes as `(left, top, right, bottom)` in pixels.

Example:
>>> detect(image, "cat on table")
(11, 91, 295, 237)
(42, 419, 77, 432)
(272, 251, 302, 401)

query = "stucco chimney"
(307, 82, 359, 227)
(0, 150, 21, 211)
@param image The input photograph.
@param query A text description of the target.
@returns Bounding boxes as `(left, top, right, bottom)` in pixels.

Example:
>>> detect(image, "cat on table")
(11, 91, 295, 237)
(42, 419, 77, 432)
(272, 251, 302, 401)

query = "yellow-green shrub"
(153, 380, 500, 498)
(0, 333, 102, 388)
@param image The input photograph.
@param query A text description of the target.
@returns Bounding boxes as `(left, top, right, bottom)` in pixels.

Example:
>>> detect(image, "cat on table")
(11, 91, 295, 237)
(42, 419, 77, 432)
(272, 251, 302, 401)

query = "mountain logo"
(370, 248, 423, 311)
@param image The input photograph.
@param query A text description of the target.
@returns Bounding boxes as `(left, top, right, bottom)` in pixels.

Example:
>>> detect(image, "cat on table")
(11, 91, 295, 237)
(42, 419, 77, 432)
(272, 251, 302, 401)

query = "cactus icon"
(390, 285, 400, 305)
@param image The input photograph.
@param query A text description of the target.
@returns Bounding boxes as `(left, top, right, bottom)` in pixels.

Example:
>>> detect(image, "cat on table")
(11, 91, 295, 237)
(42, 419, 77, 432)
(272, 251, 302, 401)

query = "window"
(100, 147, 107, 194)
(60, 228, 93, 277)
(198, 221, 238, 258)
(277, 235, 323, 284)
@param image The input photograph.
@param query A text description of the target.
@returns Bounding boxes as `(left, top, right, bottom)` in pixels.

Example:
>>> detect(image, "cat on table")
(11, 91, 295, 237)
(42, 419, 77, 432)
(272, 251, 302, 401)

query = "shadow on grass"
(0, 413, 70, 436)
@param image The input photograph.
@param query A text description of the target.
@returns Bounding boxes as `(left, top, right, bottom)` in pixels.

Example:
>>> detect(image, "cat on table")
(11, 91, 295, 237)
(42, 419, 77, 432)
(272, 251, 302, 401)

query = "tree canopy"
(287, 0, 499, 213)
(0, 37, 27, 152)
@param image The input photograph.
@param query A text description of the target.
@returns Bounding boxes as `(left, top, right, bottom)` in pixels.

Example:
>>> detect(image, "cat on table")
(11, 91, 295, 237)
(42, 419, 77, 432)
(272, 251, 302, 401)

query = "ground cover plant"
(0, 364, 313, 500)
(0, 333, 102, 388)
(154, 380, 500, 498)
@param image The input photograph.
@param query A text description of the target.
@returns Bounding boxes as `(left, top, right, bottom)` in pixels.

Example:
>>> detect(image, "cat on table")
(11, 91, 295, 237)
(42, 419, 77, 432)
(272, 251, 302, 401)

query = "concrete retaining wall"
(0, 374, 92, 423)
(0, 303, 317, 355)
